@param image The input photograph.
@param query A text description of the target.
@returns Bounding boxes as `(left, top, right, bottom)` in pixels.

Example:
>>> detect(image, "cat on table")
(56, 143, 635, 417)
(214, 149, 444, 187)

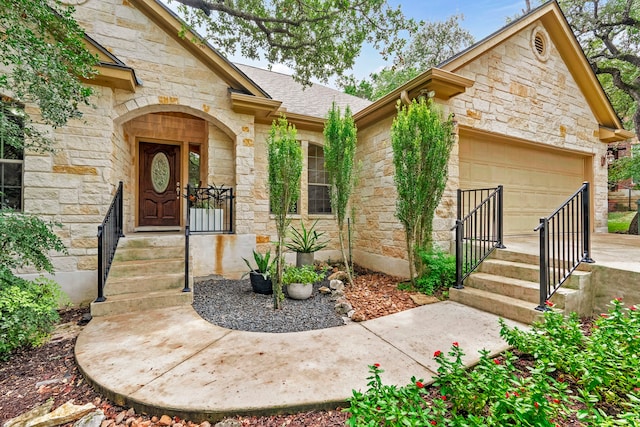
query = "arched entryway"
(122, 112, 210, 229)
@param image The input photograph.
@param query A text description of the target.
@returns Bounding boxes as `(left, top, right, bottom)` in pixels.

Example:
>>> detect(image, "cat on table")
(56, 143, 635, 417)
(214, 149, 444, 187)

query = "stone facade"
(9, 1, 630, 303)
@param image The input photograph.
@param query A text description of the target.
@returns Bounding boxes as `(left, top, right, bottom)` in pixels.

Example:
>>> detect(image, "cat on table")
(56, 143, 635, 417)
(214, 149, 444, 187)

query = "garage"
(459, 129, 591, 235)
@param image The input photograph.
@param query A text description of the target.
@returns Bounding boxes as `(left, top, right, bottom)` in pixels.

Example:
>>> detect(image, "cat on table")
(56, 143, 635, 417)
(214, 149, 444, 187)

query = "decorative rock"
(214, 419, 241, 427)
(114, 411, 126, 425)
(347, 309, 355, 318)
(351, 311, 366, 322)
(318, 286, 331, 294)
(329, 290, 344, 301)
(26, 400, 96, 427)
(329, 279, 344, 291)
(158, 415, 173, 426)
(199, 422, 212, 427)
(328, 271, 349, 282)
(74, 410, 105, 427)
(3, 400, 54, 427)
(334, 298, 353, 315)
(410, 293, 440, 306)
(99, 420, 114, 427)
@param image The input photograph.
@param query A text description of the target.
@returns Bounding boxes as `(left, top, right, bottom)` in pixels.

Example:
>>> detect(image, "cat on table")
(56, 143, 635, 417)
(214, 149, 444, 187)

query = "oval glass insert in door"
(150, 152, 170, 193)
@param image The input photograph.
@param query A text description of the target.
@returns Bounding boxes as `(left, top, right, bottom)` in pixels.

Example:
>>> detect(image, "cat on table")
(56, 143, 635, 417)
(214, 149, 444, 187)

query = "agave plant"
(242, 249, 273, 279)
(285, 220, 329, 253)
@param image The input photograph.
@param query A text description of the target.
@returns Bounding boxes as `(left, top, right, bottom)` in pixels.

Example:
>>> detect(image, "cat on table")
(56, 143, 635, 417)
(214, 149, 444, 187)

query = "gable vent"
(531, 26, 551, 62)
(534, 34, 545, 55)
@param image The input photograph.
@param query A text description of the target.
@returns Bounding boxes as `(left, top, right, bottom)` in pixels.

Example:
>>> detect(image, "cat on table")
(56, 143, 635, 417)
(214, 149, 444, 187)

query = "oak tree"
(170, 0, 415, 86)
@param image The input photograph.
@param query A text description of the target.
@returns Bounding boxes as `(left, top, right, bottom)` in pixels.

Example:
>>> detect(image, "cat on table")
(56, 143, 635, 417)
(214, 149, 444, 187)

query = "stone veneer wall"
(252, 124, 341, 262)
(19, 0, 261, 303)
(448, 22, 608, 231)
(350, 22, 610, 278)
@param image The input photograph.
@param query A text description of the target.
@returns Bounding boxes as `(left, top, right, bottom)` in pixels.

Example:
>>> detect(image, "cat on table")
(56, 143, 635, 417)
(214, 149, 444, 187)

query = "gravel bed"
(192, 277, 346, 333)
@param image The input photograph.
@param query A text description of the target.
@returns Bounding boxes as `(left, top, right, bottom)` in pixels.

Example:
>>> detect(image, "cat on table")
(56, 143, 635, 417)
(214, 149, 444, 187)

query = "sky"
(161, 0, 526, 85)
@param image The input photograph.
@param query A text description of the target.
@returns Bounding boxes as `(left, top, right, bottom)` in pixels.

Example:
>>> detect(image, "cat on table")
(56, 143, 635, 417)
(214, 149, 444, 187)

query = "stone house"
(7, 0, 632, 304)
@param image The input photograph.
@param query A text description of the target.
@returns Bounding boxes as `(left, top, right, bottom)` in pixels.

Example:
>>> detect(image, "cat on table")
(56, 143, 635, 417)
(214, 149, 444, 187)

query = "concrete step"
(105, 273, 186, 296)
(118, 234, 184, 249)
(449, 286, 544, 324)
(90, 289, 193, 317)
(479, 259, 539, 282)
(114, 246, 184, 262)
(109, 258, 184, 278)
(465, 272, 575, 309)
(491, 249, 540, 265)
(479, 258, 591, 289)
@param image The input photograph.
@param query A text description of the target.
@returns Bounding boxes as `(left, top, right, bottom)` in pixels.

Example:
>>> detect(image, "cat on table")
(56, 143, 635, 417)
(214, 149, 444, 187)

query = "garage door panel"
(460, 135, 587, 235)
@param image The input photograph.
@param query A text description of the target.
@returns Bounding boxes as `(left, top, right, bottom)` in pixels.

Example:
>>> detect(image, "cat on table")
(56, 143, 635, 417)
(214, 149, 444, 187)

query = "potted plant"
(242, 249, 273, 295)
(281, 264, 324, 300)
(285, 220, 329, 267)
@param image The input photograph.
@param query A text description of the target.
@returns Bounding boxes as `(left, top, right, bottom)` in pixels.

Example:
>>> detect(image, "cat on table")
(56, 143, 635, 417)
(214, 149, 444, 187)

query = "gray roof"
(234, 63, 372, 118)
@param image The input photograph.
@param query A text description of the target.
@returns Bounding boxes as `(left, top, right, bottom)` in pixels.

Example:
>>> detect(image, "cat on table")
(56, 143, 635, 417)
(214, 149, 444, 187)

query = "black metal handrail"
(453, 186, 505, 288)
(534, 181, 594, 311)
(183, 184, 235, 292)
(96, 181, 124, 302)
(186, 184, 234, 234)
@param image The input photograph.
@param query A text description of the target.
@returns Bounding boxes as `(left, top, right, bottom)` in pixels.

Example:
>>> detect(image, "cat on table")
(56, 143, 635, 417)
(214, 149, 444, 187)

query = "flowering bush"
(347, 299, 640, 425)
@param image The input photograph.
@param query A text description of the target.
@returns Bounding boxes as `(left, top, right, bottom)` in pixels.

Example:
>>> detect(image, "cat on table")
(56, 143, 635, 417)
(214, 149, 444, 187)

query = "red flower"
(553, 399, 560, 404)
(505, 392, 510, 398)
(373, 363, 380, 368)
(452, 341, 459, 347)
(434, 350, 442, 357)
(376, 406, 381, 410)
(430, 421, 437, 426)
(514, 391, 520, 397)
(615, 297, 623, 302)
(416, 381, 424, 388)
(600, 313, 608, 318)
(440, 395, 447, 401)
(534, 402, 539, 409)
(545, 300, 554, 307)
(630, 306, 637, 311)
(493, 358, 501, 365)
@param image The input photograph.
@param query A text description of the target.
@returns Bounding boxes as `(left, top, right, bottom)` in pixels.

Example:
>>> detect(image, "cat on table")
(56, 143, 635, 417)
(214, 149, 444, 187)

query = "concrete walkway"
(75, 302, 524, 422)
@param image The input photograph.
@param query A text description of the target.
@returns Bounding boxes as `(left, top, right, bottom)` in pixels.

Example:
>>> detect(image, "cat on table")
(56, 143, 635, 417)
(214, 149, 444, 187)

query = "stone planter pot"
(249, 271, 272, 295)
(286, 282, 313, 300)
(295, 252, 314, 267)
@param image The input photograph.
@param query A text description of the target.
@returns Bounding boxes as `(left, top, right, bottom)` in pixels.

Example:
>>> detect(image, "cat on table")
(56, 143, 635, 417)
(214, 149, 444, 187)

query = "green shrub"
(347, 300, 640, 425)
(0, 210, 68, 359)
(414, 247, 456, 295)
(0, 271, 64, 359)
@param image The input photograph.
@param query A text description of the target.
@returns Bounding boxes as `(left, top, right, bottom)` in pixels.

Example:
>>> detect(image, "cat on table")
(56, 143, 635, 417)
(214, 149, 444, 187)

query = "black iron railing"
(183, 184, 235, 292)
(452, 186, 505, 288)
(534, 182, 594, 311)
(186, 184, 234, 234)
(96, 181, 124, 302)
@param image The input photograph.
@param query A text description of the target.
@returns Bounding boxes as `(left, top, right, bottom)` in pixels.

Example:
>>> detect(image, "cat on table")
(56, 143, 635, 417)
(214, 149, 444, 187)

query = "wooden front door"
(139, 142, 181, 227)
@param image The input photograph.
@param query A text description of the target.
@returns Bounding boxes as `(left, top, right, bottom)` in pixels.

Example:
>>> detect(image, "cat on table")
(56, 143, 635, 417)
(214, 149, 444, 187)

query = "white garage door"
(459, 132, 589, 235)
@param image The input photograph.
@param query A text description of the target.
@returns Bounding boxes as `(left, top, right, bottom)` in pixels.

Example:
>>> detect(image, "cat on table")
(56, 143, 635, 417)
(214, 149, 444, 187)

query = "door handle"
(176, 181, 180, 199)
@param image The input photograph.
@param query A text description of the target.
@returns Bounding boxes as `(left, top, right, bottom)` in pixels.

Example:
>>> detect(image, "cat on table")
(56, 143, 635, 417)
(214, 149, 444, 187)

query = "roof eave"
(599, 127, 636, 143)
(354, 68, 474, 129)
(440, 1, 626, 132)
(129, 0, 269, 98)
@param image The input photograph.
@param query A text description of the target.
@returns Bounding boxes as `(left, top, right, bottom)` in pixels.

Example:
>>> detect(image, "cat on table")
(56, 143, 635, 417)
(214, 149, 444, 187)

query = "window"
(308, 144, 331, 214)
(0, 100, 24, 211)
